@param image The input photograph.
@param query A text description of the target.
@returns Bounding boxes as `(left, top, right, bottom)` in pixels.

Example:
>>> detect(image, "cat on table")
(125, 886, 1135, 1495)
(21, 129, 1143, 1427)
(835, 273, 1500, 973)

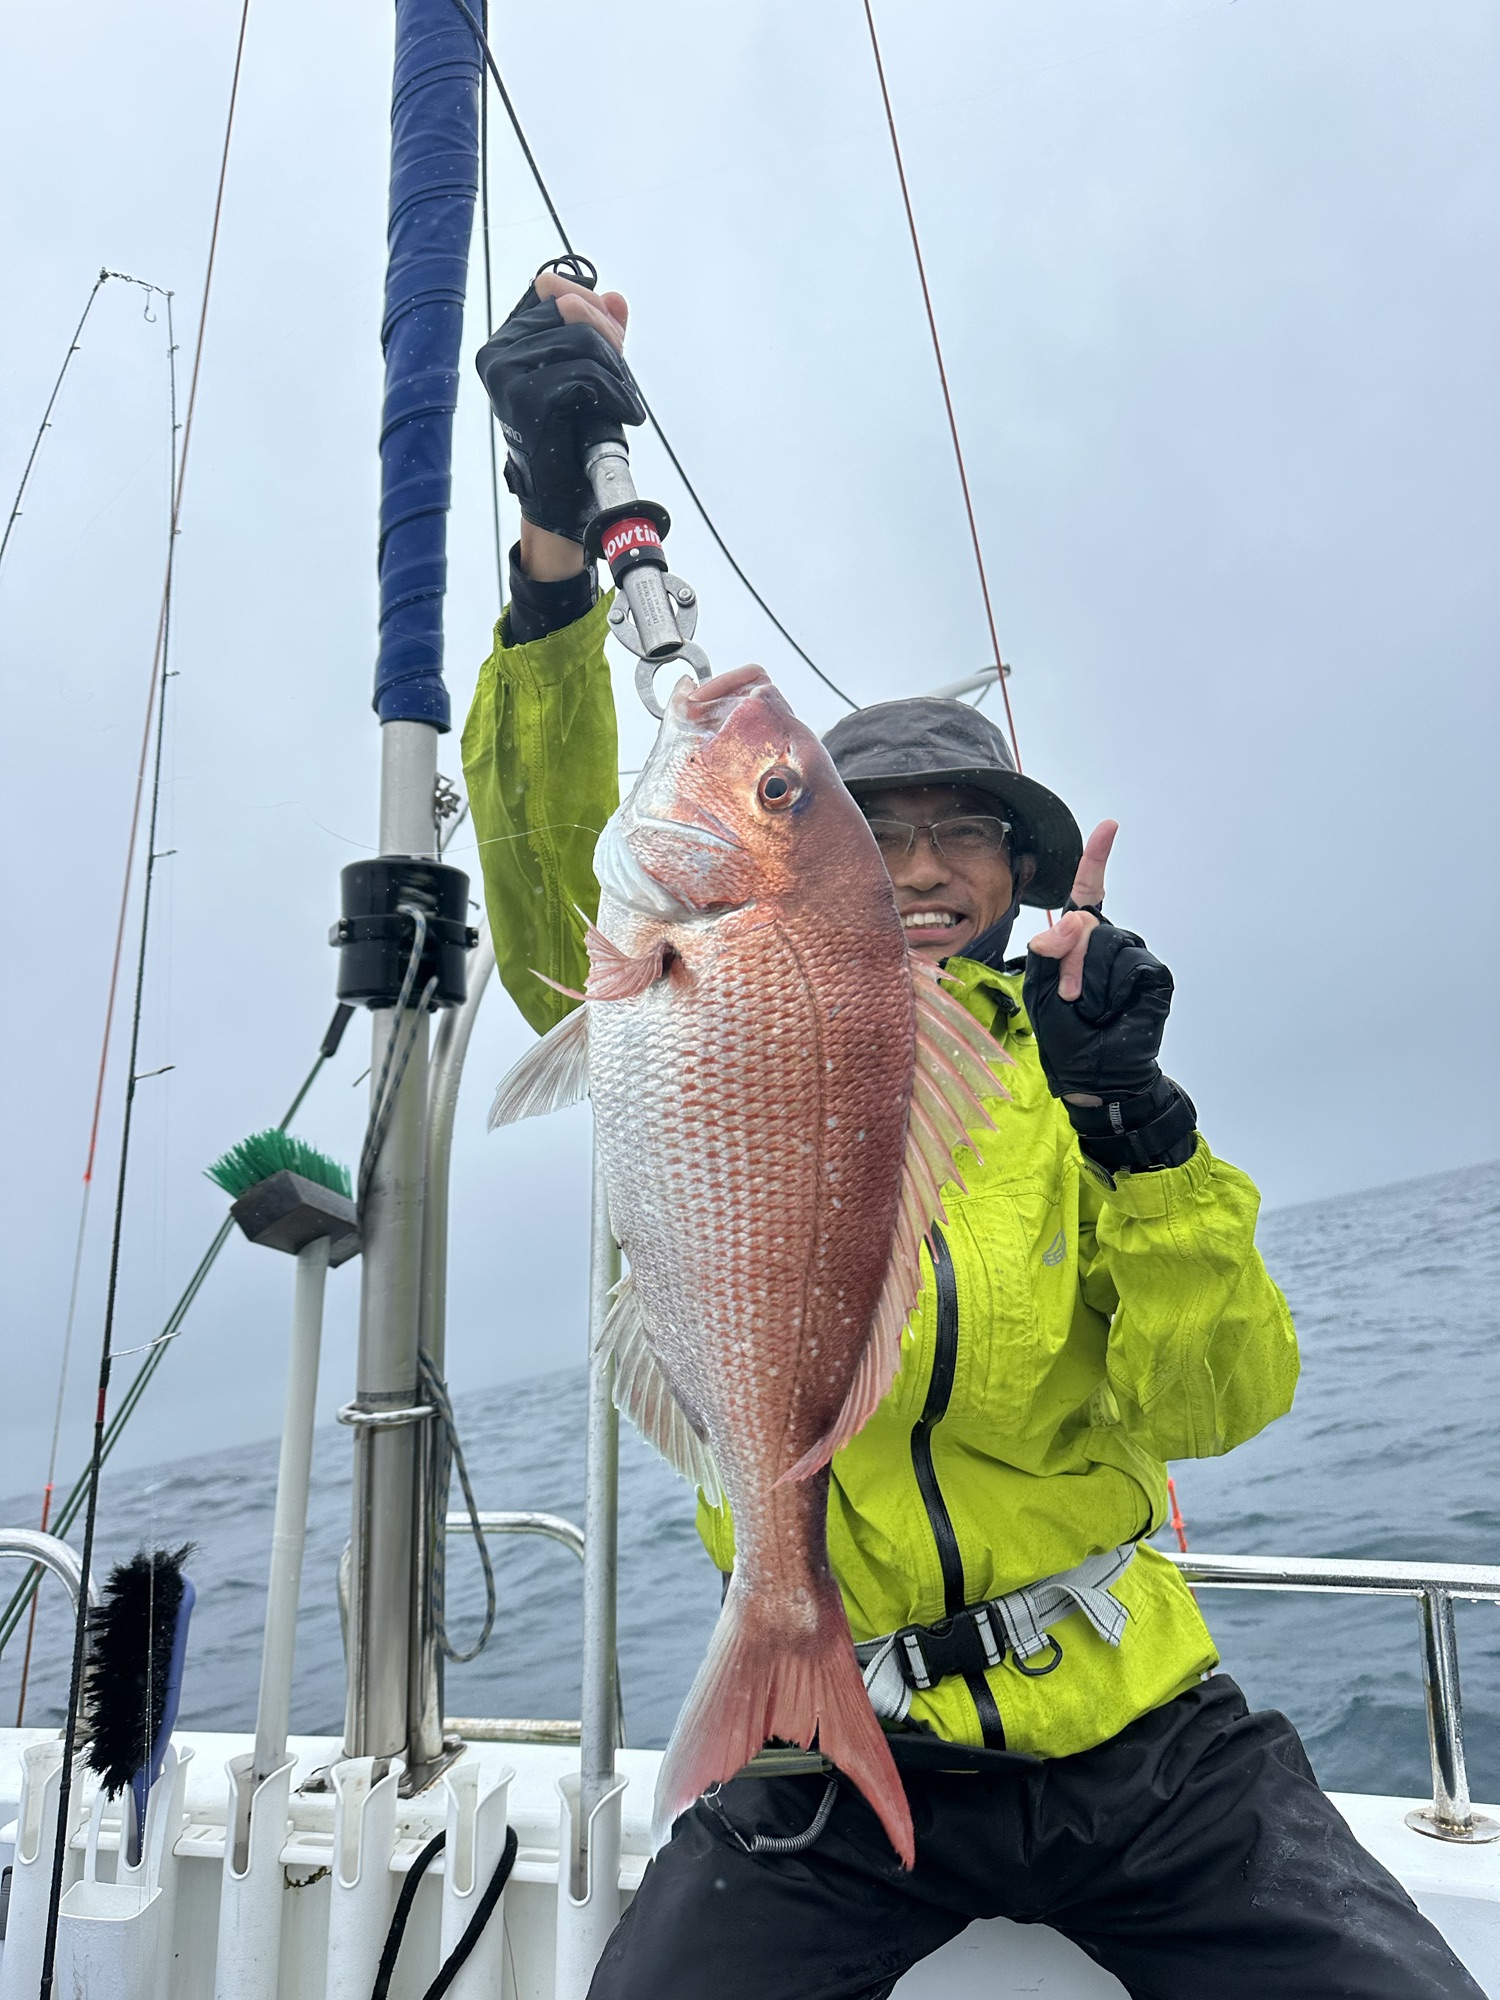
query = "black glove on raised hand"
(1023, 920, 1198, 1174)
(475, 280, 647, 542)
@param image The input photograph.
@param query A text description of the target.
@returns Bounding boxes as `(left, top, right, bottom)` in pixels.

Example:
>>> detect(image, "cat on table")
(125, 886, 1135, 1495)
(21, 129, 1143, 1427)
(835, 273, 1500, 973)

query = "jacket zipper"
(912, 1225, 966, 1616)
(913, 1225, 1005, 1746)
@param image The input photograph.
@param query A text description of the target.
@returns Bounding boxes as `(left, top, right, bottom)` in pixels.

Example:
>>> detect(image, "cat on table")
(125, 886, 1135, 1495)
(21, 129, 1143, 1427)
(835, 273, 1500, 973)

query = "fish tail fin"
(654, 1575, 915, 1869)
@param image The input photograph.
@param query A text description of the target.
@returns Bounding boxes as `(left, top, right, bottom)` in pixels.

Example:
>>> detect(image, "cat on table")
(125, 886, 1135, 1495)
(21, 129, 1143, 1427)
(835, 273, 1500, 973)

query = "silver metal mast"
(579, 1150, 622, 1827)
(342, 720, 438, 1764)
(406, 922, 498, 1775)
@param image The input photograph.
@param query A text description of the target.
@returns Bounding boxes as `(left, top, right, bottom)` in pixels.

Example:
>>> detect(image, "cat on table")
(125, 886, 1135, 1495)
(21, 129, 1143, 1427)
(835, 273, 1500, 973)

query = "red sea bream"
(491, 664, 1009, 1867)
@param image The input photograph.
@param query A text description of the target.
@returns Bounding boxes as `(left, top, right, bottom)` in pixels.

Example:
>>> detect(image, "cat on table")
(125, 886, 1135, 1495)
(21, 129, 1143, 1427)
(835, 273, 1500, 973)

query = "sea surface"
(3, 1161, 1497, 1801)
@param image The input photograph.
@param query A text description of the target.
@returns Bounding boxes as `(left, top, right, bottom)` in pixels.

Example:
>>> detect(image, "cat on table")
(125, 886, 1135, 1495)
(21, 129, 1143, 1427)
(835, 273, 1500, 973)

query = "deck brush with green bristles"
(206, 1128, 352, 1201)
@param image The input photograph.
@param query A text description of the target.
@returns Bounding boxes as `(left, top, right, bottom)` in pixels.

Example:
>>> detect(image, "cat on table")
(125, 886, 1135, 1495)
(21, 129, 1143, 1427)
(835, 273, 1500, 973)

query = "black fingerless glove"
(475, 282, 648, 542)
(1023, 921, 1198, 1173)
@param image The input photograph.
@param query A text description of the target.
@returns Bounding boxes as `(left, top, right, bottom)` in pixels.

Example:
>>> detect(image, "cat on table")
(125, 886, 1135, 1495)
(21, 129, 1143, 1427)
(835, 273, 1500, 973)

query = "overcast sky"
(0, 0, 1496, 1493)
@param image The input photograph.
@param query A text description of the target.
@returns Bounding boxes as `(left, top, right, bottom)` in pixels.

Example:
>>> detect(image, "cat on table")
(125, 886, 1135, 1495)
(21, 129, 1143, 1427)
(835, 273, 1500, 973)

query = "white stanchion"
(53, 1743, 192, 2000)
(553, 1769, 628, 2000)
(213, 1751, 296, 2000)
(0, 1740, 83, 2000)
(440, 1760, 513, 1998)
(324, 1756, 401, 2000)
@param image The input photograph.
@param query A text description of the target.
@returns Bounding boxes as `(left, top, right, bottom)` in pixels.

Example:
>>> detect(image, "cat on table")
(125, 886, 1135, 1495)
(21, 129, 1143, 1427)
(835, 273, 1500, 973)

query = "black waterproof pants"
(590, 1677, 1484, 2000)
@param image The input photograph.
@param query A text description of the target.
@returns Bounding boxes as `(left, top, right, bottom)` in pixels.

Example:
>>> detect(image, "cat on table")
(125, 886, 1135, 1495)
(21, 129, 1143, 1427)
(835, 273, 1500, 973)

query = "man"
(462, 270, 1482, 1999)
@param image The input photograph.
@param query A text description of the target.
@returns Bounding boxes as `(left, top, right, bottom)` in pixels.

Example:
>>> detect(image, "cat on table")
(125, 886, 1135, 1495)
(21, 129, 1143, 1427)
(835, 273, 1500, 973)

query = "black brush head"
(82, 1544, 195, 1796)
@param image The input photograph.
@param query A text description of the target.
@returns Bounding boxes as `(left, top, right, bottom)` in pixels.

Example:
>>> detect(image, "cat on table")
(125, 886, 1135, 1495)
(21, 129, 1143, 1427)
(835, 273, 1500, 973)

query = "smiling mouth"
(902, 910, 967, 934)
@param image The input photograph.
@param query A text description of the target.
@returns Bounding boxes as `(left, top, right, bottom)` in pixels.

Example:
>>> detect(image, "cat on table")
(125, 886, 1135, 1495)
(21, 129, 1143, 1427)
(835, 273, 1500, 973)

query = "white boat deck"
(3, 1726, 1497, 1998)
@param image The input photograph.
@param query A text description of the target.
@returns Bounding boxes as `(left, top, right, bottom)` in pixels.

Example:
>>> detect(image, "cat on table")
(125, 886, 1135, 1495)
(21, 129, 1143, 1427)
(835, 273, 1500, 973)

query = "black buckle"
(893, 1606, 1005, 1691)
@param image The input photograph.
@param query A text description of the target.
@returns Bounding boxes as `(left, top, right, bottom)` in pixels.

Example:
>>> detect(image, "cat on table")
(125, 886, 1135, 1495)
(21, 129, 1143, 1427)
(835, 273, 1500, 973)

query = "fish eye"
(757, 766, 801, 811)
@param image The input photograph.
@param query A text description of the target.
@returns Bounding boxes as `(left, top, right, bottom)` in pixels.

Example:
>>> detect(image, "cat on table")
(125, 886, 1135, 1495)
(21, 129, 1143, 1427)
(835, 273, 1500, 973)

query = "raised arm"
(459, 272, 635, 1033)
(1025, 827, 1299, 1455)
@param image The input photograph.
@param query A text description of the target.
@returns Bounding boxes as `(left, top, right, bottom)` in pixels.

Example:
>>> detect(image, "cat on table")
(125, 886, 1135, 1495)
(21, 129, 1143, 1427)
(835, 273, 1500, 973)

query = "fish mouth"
(673, 664, 774, 734)
(599, 665, 773, 921)
(634, 811, 743, 853)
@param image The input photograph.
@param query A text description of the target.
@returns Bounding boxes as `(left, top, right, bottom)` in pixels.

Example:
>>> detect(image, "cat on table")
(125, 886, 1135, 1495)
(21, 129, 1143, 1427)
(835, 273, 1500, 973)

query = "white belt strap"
(857, 1541, 1139, 1724)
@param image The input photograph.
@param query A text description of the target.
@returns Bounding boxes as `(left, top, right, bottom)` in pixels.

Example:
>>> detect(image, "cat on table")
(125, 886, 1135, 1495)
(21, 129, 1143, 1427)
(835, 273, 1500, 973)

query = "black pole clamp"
(331, 858, 477, 1010)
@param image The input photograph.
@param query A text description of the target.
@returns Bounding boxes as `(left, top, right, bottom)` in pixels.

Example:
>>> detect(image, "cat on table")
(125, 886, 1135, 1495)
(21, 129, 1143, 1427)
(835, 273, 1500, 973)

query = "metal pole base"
(398, 1732, 467, 1798)
(1405, 1806, 1500, 1844)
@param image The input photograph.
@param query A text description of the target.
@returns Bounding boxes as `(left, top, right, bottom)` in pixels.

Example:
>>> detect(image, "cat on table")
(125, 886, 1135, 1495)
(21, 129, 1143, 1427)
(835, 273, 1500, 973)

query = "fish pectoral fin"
(488, 1005, 590, 1127)
(583, 922, 677, 1002)
(600, 1274, 722, 1506)
(780, 959, 1012, 1485)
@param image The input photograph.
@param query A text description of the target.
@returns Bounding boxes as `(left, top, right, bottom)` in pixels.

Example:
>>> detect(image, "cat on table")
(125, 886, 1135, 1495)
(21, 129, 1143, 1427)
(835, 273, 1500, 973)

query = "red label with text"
(602, 517, 663, 565)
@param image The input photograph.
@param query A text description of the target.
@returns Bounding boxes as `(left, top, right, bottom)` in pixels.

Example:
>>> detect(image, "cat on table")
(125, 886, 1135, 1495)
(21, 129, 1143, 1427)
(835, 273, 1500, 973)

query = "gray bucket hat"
(823, 698, 1082, 909)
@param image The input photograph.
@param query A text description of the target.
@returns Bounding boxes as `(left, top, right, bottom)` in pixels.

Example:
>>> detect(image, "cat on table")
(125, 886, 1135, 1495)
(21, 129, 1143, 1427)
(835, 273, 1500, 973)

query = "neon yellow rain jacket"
(462, 596, 1300, 1760)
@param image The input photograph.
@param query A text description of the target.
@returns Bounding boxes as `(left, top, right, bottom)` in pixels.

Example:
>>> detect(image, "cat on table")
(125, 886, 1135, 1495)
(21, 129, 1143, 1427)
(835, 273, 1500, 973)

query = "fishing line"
(860, 0, 1025, 766)
(37, 3, 254, 1986)
(446, 0, 857, 710)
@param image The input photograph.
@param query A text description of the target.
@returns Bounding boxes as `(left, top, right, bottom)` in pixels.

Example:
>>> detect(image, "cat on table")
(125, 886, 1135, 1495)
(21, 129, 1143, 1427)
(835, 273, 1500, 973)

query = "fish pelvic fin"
(488, 1006, 590, 1128)
(583, 920, 677, 1001)
(530, 969, 587, 1001)
(654, 1571, 915, 1870)
(601, 1274, 722, 1506)
(780, 958, 1012, 1483)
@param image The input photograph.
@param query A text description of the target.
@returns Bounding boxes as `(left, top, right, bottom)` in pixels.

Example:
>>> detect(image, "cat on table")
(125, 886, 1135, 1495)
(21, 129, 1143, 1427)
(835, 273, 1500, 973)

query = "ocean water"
(3, 1160, 1497, 1801)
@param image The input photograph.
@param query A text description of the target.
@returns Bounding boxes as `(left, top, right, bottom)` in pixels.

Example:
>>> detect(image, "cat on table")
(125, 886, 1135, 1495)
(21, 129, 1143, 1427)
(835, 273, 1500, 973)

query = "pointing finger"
(1068, 820, 1118, 913)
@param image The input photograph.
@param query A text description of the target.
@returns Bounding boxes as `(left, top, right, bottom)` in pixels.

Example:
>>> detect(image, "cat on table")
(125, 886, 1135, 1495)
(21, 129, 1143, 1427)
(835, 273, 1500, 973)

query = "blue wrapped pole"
(375, 0, 482, 730)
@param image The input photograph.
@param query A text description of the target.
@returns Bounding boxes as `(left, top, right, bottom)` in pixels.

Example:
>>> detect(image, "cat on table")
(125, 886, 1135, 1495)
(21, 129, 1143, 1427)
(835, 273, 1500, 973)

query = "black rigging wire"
(446, 0, 857, 710)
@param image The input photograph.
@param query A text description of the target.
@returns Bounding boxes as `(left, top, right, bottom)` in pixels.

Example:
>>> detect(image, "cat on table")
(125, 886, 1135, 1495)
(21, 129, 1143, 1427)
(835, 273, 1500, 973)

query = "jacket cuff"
(503, 541, 600, 646)
(495, 582, 616, 690)
(1081, 1133, 1213, 1208)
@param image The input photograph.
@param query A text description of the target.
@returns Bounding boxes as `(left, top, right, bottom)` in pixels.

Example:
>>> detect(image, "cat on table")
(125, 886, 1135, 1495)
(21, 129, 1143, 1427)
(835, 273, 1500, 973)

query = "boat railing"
(9, 1517, 1492, 1850)
(437, 1509, 627, 1752)
(0, 1529, 95, 1615)
(1161, 1549, 1500, 1844)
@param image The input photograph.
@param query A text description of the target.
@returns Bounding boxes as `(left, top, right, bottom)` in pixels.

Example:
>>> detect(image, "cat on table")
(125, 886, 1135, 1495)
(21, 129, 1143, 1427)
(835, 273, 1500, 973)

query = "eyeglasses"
(863, 815, 1012, 862)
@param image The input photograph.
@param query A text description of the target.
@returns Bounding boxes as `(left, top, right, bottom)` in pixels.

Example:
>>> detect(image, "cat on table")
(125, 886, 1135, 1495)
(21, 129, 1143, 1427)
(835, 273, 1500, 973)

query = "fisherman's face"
(860, 784, 1017, 962)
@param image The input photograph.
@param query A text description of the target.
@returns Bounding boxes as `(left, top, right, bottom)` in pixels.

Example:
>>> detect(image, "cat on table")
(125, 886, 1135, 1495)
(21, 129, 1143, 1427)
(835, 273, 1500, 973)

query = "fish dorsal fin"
(601, 1273, 723, 1506)
(780, 959, 1011, 1484)
(488, 1005, 590, 1128)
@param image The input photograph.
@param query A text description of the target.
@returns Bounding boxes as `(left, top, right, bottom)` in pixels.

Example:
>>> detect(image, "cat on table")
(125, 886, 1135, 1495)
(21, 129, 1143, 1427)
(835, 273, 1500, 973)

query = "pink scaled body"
(493, 665, 1008, 1868)
(592, 666, 917, 1863)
